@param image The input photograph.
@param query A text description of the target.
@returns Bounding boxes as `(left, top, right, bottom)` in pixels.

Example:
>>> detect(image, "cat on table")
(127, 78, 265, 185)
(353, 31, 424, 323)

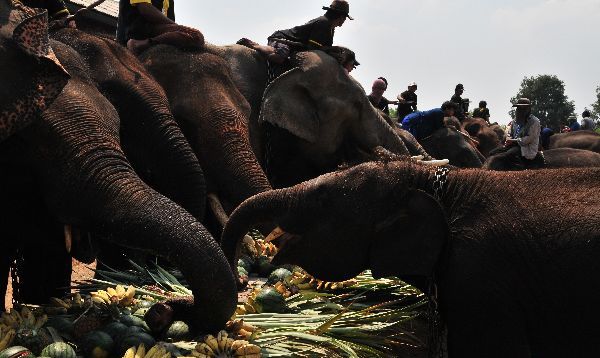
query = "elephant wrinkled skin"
(222, 162, 600, 357)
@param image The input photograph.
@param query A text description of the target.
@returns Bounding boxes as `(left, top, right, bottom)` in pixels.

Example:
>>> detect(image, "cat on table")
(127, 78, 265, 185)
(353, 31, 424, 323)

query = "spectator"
(540, 127, 555, 150)
(401, 101, 457, 141)
(368, 78, 396, 115)
(505, 98, 541, 162)
(569, 115, 581, 132)
(397, 82, 418, 120)
(581, 109, 595, 130)
(117, 0, 204, 54)
(473, 101, 490, 122)
(237, 1, 353, 65)
(451, 83, 466, 120)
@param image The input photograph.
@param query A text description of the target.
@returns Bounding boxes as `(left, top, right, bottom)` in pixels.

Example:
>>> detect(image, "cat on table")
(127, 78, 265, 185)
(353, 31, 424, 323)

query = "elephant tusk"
(64, 224, 72, 254)
(265, 227, 286, 243)
(207, 193, 229, 228)
(420, 159, 450, 167)
(411, 155, 424, 161)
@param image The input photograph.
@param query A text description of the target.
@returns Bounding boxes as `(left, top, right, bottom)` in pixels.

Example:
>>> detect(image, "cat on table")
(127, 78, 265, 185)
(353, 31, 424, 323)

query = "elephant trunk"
(357, 106, 410, 156)
(195, 107, 273, 211)
(221, 188, 295, 275)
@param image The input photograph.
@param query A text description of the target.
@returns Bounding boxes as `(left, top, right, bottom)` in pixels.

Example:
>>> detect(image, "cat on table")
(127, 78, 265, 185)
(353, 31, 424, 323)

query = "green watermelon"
(119, 315, 147, 329)
(253, 287, 287, 313)
(46, 317, 74, 335)
(256, 256, 275, 277)
(80, 331, 114, 358)
(164, 321, 191, 342)
(100, 322, 129, 341)
(40, 342, 76, 358)
(238, 256, 254, 272)
(267, 268, 293, 284)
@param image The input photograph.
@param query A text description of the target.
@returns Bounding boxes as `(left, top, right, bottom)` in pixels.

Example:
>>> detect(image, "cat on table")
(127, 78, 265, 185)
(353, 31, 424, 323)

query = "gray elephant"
(0, 1, 235, 332)
(420, 127, 484, 168)
(222, 161, 600, 357)
(483, 147, 600, 170)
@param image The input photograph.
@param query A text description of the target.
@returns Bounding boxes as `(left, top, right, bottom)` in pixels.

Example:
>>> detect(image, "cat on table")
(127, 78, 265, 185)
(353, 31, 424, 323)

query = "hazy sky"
(173, 0, 600, 124)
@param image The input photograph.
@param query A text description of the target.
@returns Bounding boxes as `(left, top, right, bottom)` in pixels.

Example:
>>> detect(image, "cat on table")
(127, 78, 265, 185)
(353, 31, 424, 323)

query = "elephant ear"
(259, 51, 342, 143)
(0, 0, 69, 142)
(370, 189, 447, 279)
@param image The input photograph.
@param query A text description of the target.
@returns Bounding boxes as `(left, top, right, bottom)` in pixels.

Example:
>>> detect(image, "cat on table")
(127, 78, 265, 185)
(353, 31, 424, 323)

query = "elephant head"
(462, 118, 501, 157)
(221, 161, 447, 285)
(260, 51, 410, 166)
(0, 0, 69, 142)
(421, 127, 484, 168)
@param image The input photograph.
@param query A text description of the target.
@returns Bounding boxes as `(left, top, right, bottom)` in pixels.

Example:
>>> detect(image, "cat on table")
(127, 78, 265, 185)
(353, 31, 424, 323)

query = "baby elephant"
(222, 161, 600, 358)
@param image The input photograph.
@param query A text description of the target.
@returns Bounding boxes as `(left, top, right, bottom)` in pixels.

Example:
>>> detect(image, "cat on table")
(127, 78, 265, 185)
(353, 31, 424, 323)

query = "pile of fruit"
(0, 231, 426, 357)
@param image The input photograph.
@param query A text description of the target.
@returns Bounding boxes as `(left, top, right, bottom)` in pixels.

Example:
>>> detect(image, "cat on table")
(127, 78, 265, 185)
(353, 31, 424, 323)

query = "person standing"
(451, 83, 466, 121)
(397, 82, 418, 120)
(117, 0, 204, 54)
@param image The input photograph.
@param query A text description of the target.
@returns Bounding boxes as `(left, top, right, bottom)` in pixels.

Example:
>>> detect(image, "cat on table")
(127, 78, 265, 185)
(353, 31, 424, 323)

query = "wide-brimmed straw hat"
(323, 0, 354, 20)
(512, 98, 532, 107)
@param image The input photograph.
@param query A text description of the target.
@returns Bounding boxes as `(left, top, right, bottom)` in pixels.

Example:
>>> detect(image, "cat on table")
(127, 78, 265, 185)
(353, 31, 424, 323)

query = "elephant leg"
(20, 218, 71, 304)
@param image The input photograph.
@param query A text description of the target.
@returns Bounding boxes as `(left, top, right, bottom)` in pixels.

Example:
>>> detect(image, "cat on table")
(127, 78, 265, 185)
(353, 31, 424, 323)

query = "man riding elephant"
(401, 101, 458, 141)
(116, 0, 204, 54)
(503, 98, 543, 168)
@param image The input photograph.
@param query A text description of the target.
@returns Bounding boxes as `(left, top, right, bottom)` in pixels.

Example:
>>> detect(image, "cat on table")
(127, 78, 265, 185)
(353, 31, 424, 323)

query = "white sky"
(174, 0, 600, 125)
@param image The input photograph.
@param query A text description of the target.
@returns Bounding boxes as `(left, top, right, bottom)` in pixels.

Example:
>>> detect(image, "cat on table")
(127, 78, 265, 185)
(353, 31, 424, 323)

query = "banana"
(235, 344, 261, 356)
(0, 329, 15, 351)
(217, 330, 229, 352)
(122, 346, 136, 358)
(125, 285, 136, 300)
(145, 345, 159, 358)
(190, 351, 212, 358)
(159, 352, 171, 358)
(50, 297, 71, 309)
(115, 285, 126, 298)
(194, 343, 214, 355)
(34, 314, 48, 330)
(92, 296, 107, 305)
(204, 335, 219, 353)
(92, 290, 111, 304)
(134, 343, 145, 358)
(106, 287, 118, 297)
(2, 312, 16, 327)
(9, 308, 21, 325)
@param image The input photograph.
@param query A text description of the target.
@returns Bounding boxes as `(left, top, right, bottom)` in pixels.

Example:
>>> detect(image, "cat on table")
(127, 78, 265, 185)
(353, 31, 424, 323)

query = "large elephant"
(0, 4, 236, 332)
(222, 162, 600, 357)
(548, 130, 600, 153)
(420, 127, 484, 168)
(483, 147, 600, 170)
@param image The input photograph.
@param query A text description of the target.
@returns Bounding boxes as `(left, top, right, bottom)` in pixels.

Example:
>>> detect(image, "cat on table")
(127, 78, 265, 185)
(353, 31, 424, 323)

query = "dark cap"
(323, 0, 354, 20)
(582, 109, 591, 117)
(455, 83, 464, 90)
(512, 98, 532, 107)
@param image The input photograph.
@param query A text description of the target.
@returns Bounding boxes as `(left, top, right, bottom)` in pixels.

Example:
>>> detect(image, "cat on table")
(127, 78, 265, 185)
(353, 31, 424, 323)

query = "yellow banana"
(0, 329, 16, 351)
(106, 287, 118, 297)
(194, 343, 214, 355)
(235, 344, 261, 356)
(190, 350, 212, 358)
(50, 297, 71, 309)
(230, 340, 246, 352)
(34, 314, 48, 330)
(125, 286, 136, 300)
(2, 312, 16, 327)
(122, 346, 136, 358)
(145, 345, 159, 358)
(204, 335, 219, 352)
(115, 285, 126, 298)
(133, 343, 145, 358)
(217, 330, 228, 352)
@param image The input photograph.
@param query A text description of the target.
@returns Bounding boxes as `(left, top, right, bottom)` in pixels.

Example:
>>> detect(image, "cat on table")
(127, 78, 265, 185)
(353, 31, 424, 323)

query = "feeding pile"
(0, 232, 427, 357)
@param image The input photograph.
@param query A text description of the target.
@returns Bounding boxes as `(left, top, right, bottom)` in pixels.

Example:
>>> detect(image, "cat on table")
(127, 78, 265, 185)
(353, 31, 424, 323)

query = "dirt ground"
(4, 259, 96, 309)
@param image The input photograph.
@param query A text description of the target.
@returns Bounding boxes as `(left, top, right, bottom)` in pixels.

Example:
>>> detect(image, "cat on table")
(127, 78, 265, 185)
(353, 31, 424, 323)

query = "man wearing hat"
(505, 98, 541, 162)
(451, 84, 467, 121)
(581, 109, 596, 131)
(237, 1, 353, 65)
(397, 82, 418, 121)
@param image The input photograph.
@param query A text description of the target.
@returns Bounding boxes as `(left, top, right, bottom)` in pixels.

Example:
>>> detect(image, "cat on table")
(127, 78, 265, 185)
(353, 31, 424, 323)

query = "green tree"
(510, 75, 575, 130)
(591, 85, 600, 120)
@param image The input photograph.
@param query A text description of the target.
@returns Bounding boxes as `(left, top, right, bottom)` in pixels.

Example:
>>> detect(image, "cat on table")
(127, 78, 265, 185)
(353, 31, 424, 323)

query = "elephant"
(463, 117, 502, 157)
(420, 127, 484, 168)
(548, 130, 600, 153)
(483, 147, 600, 170)
(221, 161, 600, 357)
(0, 3, 236, 332)
(137, 45, 273, 221)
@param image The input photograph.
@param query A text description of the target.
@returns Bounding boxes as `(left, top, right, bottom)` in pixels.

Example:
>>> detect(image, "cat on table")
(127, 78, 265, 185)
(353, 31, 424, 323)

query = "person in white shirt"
(505, 98, 541, 162)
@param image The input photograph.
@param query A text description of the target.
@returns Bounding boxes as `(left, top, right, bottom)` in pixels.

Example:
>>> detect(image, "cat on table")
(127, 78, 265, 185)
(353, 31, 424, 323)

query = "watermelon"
(40, 342, 76, 358)
(80, 331, 114, 358)
(256, 256, 275, 276)
(164, 321, 191, 342)
(267, 268, 293, 284)
(101, 322, 129, 341)
(46, 317, 74, 335)
(253, 287, 287, 313)
(119, 314, 147, 329)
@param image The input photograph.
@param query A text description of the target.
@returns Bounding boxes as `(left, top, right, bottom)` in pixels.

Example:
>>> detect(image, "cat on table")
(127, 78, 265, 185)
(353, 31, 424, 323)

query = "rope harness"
(427, 166, 450, 357)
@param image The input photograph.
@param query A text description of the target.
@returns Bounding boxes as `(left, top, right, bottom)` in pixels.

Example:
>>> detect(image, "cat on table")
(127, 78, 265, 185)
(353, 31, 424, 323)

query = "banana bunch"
(191, 330, 261, 358)
(234, 289, 260, 315)
(91, 285, 136, 307)
(1, 306, 47, 331)
(272, 281, 296, 299)
(45, 293, 86, 314)
(122, 344, 171, 358)
(0, 324, 16, 351)
(254, 239, 277, 258)
(287, 271, 357, 291)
